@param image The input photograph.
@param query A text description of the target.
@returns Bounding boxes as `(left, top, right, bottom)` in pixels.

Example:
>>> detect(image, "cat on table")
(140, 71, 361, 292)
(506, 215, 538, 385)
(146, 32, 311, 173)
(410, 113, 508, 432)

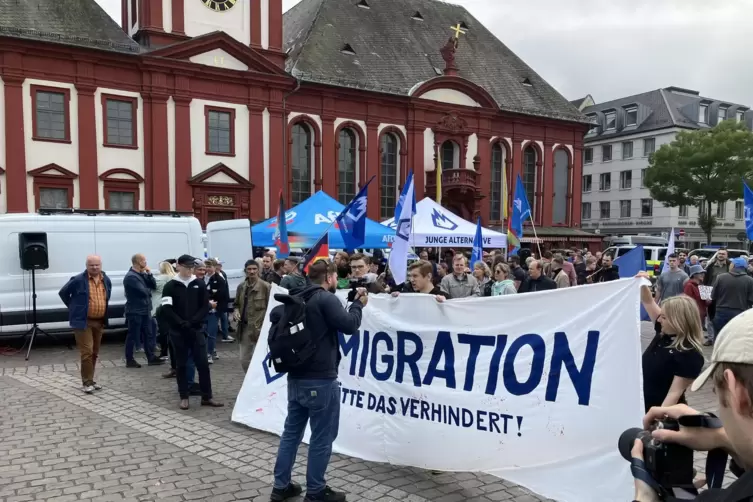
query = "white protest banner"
(232, 280, 645, 502)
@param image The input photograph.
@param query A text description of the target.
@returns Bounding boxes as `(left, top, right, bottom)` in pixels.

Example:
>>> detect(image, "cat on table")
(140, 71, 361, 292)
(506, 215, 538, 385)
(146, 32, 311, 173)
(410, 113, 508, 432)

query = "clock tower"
(123, 0, 283, 60)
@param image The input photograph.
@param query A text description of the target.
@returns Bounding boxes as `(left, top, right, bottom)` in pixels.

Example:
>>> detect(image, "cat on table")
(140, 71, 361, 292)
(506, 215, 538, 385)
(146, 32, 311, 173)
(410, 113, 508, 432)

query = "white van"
(0, 213, 204, 335)
(204, 219, 253, 302)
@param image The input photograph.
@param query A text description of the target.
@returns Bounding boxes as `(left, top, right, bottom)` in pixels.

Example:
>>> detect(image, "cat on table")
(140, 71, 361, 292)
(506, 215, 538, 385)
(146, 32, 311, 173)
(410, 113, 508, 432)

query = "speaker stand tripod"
(24, 268, 70, 361)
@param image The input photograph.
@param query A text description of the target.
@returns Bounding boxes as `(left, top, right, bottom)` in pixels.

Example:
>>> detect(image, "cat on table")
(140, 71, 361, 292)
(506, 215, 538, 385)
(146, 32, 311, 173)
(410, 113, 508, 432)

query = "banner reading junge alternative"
(232, 280, 646, 502)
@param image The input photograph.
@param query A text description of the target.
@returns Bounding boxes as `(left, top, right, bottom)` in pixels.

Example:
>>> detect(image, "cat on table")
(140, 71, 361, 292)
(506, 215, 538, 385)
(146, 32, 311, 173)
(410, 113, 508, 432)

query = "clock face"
(201, 0, 238, 12)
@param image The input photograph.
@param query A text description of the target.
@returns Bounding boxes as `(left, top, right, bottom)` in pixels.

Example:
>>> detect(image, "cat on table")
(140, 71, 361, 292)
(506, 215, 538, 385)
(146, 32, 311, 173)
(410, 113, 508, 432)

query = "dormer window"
(340, 43, 356, 55)
(699, 103, 709, 124)
(521, 78, 532, 87)
(459, 21, 469, 30)
(624, 106, 638, 126)
(605, 111, 616, 131)
(718, 106, 728, 122)
(411, 11, 424, 21)
(356, 0, 370, 8)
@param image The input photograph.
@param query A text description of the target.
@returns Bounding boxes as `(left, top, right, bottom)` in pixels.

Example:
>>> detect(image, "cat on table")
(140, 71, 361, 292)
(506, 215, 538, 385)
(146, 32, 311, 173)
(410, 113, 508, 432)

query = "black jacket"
(206, 273, 230, 312)
(575, 262, 587, 285)
(518, 275, 557, 293)
(593, 265, 620, 283)
(271, 285, 363, 380)
(160, 276, 209, 333)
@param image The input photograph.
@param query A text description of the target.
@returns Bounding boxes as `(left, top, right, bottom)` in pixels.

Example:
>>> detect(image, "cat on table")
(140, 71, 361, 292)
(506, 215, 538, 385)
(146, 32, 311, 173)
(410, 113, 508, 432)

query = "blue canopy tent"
(251, 191, 394, 249)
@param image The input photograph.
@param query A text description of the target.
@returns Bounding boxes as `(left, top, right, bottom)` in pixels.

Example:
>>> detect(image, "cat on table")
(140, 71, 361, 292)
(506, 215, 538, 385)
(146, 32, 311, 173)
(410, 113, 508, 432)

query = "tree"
(644, 120, 753, 244)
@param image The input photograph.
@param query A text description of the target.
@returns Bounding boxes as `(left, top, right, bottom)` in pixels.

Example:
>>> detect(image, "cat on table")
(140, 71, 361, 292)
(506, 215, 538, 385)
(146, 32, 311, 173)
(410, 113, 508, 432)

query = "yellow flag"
(502, 161, 508, 220)
(436, 151, 442, 204)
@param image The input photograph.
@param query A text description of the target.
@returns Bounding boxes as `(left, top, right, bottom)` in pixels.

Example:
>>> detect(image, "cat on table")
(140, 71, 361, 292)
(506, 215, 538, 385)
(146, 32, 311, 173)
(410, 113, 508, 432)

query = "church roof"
(283, 0, 588, 124)
(0, 0, 141, 54)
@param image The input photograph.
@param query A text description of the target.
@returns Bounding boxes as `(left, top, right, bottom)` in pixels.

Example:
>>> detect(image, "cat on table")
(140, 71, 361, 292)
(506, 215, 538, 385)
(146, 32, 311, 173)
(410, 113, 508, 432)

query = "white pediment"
(418, 88, 481, 107)
(189, 49, 249, 71)
(203, 171, 239, 184)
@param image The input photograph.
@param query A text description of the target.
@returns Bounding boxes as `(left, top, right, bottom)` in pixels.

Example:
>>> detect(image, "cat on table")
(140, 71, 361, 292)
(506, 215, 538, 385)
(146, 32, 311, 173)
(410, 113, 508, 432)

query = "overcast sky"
(96, 0, 753, 105)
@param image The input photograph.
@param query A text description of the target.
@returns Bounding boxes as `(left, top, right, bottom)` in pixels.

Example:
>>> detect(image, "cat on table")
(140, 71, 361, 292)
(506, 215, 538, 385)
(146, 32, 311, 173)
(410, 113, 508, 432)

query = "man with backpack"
(269, 260, 366, 502)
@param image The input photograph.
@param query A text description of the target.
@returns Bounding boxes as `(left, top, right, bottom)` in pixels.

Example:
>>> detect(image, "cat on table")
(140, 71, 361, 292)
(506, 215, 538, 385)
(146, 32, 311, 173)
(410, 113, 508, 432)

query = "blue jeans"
(219, 312, 230, 340)
(206, 312, 218, 356)
(713, 308, 742, 342)
(125, 314, 157, 362)
(273, 379, 340, 495)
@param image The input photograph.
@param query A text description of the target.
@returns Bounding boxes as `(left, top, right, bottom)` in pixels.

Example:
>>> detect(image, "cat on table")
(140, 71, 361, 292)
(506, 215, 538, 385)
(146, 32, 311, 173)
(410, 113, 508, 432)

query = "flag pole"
(528, 219, 543, 258)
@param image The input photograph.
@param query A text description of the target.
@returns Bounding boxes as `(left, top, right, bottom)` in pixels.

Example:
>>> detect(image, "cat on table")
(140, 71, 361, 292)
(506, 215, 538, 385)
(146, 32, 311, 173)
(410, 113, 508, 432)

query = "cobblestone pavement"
(0, 323, 726, 501)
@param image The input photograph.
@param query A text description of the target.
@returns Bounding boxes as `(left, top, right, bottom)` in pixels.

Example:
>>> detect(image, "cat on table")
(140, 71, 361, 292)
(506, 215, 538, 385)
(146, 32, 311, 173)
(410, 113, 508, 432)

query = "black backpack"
(267, 292, 318, 373)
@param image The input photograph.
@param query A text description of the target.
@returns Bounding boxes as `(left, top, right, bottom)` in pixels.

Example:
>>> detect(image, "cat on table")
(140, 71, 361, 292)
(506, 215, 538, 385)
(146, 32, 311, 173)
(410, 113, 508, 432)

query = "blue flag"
(614, 245, 646, 278)
(336, 176, 375, 250)
(395, 171, 417, 220)
(744, 180, 753, 241)
(471, 217, 483, 268)
(613, 246, 651, 321)
(388, 174, 416, 286)
(508, 175, 532, 250)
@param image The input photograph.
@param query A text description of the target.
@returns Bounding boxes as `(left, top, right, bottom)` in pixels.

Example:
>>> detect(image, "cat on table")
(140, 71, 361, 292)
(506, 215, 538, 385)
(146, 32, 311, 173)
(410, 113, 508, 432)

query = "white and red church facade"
(0, 0, 598, 247)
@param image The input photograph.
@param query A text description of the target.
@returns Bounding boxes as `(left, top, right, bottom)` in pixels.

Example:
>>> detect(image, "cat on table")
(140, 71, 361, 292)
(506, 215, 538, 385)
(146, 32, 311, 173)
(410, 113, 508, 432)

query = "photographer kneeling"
(270, 260, 366, 502)
(631, 308, 753, 501)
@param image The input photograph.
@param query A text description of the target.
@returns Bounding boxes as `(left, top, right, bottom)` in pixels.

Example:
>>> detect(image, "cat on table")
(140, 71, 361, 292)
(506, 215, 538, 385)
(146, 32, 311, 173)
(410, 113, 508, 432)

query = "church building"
(0, 0, 599, 248)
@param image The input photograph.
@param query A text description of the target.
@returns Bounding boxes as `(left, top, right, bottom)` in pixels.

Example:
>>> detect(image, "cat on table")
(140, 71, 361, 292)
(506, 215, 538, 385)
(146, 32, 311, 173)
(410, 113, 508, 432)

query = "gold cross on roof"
(450, 23, 466, 39)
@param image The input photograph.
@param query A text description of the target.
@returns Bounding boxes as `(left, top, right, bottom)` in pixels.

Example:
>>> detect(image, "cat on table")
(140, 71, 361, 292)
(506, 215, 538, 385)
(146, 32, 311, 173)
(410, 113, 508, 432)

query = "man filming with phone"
(269, 260, 366, 502)
(630, 309, 753, 501)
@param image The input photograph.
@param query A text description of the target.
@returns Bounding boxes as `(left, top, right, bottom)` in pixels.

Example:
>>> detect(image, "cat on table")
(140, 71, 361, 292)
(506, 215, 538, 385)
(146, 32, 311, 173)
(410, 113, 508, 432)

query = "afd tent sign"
(382, 198, 507, 248)
(251, 191, 394, 249)
(232, 281, 645, 502)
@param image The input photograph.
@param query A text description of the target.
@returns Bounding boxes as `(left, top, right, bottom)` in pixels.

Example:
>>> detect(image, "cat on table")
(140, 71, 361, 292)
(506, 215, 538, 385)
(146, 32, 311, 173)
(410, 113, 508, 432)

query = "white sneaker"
(221, 336, 235, 343)
(92, 382, 103, 391)
(207, 355, 213, 365)
(83, 385, 95, 394)
(212, 352, 220, 360)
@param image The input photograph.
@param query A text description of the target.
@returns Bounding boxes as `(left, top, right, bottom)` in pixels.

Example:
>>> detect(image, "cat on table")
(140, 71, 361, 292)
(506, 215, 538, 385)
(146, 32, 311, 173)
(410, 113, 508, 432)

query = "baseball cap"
(691, 309, 753, 391)
(177, 254, 198, 267)
(731, 257, 748, 269)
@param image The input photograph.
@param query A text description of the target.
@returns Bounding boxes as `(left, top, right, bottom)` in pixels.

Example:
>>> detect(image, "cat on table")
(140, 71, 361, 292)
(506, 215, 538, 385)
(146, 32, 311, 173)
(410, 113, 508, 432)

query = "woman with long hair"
(153, 260, 177, 377)
(637, 272, 705, 412)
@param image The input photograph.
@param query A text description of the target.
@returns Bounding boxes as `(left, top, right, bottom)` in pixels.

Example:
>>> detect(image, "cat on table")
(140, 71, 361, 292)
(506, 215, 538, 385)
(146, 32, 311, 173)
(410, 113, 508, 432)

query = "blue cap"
(688, 264, 705, 277)
(732, 257, 748, 269)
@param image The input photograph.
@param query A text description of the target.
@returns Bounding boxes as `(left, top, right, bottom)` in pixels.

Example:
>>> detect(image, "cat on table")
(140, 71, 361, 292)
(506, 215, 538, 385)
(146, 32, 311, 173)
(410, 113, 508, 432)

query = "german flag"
(302, 233, 329, 273)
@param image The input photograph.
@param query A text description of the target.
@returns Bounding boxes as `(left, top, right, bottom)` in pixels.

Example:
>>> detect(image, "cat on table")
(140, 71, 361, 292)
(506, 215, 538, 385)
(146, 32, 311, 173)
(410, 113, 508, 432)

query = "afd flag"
(614, 246, 651, 321)
(273, 190, 290, 258)
(744, 180, 753, 240)
(508, 175, 532, 251)
(388, 174, 416, 285)
(395, 171, 417, 220)
(336, 176, 375, 250)
(471, 217, 483, 268)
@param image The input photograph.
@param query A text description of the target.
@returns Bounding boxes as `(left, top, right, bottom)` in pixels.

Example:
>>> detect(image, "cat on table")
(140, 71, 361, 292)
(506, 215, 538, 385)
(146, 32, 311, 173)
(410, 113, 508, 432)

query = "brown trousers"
(73, 319, 104, 386)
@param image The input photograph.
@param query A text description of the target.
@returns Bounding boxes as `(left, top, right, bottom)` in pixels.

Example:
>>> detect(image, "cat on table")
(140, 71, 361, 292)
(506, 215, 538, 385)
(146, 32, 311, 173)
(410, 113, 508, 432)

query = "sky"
(95, 0, 753, 106)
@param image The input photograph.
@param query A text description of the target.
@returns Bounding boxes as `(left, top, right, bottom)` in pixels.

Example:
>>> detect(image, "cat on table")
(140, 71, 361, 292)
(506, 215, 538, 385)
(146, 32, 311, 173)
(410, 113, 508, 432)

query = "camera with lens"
(618, 418, 695, 496)
(347, 277, 368, 302)
(621, 418, 695, 489)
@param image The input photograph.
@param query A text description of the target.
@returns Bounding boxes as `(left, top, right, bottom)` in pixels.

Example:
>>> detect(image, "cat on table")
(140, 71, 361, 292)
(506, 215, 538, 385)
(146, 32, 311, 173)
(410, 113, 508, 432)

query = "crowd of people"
(54, 242, 753, 501)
